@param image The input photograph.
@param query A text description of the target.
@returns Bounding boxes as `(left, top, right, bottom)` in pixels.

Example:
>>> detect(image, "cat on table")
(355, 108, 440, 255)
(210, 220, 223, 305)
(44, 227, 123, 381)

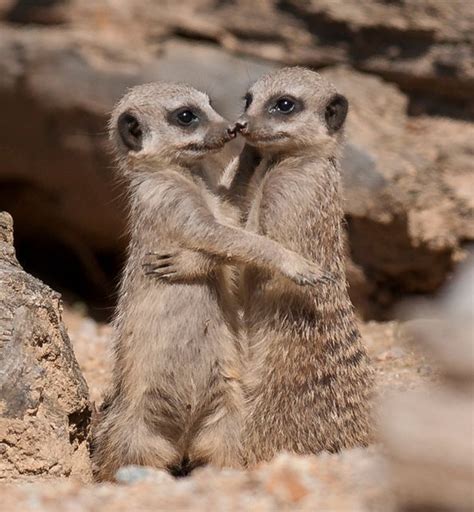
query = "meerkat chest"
(249, 158, 334, 248)
(245, 160, 269, 233)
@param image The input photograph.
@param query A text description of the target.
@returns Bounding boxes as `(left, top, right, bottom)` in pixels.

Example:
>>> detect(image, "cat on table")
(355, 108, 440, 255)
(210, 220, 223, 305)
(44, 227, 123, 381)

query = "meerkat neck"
(265, 137, 343, 163)
(261, 146, 334, 170)
(181, 162, 211, 186)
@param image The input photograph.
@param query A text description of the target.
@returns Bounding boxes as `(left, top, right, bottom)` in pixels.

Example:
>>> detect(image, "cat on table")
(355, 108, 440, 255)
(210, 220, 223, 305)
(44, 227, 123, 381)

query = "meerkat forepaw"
(142, 252, 178, 280)
(295, 272, 334, 287)
(287, 260, 335, 287)
(143, 262, 178, 281)
(143, 249, 217, 282)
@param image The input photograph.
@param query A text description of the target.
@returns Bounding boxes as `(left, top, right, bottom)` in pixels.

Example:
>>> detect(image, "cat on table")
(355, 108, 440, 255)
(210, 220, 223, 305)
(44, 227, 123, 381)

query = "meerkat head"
(109, 82, 235, 172)
(235, 67, 348, 157)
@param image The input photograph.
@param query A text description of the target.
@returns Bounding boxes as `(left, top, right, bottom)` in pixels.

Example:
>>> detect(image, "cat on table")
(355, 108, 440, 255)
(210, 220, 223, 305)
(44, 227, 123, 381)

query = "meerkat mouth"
(244, 132, 289, 144)
(183, 141, 226, 153)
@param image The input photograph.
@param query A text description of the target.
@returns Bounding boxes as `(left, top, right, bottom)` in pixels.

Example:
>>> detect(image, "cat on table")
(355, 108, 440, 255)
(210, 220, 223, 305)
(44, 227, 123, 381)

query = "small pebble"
(115, 465, 173, 485)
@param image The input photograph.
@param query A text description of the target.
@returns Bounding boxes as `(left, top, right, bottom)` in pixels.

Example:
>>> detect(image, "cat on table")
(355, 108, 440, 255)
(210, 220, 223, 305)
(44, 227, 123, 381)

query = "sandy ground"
(1, 305, 439, 511)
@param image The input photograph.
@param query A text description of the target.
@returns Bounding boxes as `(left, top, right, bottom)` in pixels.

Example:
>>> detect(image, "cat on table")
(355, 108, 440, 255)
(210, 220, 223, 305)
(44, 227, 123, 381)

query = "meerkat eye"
(274, 97, 295, 114)
(175, 109, 199, 127)
(117, 112, 143, 151)
(325, 94, 348, 133)
(244, 93, 253, 111)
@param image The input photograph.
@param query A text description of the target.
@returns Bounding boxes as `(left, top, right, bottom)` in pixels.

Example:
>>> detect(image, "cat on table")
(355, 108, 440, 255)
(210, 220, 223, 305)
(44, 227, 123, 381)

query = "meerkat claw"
(143, 261, 178, 280)
(158, 272, 177, 280)
(320, 271, 336, 284)
(143, 264, 168, 276)
(145, 252, 175, 259)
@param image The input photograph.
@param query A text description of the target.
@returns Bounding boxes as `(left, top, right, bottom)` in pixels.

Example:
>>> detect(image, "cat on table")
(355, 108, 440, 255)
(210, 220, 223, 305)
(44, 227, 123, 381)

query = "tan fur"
(154, 68, 375, 465)
(93, 81, 332, 480)
(238, 67, 374, 464)
(93, 82, 245, 480)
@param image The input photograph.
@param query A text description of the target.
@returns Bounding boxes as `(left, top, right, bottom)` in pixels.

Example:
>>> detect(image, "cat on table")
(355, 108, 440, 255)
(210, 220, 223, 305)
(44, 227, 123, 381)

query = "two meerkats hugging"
(93, 67, 374, 480)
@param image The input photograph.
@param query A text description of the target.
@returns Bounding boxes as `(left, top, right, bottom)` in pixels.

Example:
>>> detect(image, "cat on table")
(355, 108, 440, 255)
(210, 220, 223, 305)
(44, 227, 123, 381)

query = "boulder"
(382, 260, 474, 511)
(324, 67, 474, 316)
(0, 211, 92, 481)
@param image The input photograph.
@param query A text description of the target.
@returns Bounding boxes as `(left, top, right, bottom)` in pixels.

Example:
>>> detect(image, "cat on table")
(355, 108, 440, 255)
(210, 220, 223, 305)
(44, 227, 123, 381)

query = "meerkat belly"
(118, 278, 238, 433)
(243, 169, 331, 357)
(242, 164, 373, 459)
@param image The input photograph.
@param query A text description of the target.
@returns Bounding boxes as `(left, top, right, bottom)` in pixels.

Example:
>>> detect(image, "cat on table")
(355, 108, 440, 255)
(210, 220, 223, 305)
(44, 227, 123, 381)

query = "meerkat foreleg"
(143, 220, 334, 286)
(218, 143, 262, 216)
(141, 182, 333, 286)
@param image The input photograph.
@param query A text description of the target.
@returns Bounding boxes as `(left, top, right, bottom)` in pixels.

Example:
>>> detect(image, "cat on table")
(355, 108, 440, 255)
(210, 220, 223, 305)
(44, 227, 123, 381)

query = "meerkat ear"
(325, 94, 348, 133)
(117, 112, 143, 151)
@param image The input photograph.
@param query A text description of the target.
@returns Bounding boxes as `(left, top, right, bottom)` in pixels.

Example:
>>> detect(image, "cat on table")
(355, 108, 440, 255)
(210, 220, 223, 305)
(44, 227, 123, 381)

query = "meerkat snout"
(109, 82, 234, 170)
(226, 125, 239, 138)
(232, 120, 248, 134)
(235, 67, 349, 154)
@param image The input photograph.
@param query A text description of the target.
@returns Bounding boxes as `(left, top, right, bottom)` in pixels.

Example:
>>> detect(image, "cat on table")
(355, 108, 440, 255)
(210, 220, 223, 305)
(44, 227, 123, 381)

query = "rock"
(382, 259, 474, 511)
(360, 320, 433, 396)
(115, 465, 173, 485)
(0, 211, 92, 481)
(159, 0, 474, 115)
(324, 67, 474, 315)
(6, 0, 71, 25)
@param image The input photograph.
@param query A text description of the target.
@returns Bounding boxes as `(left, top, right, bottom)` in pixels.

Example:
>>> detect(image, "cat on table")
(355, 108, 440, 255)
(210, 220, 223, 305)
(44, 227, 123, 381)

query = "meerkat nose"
(234, 120, 248, 134)
(226, 125, 238, 139)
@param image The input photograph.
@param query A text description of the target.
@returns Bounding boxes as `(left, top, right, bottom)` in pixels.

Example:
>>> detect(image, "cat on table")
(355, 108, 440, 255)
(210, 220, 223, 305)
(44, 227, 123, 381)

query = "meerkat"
(154, 68, 374, 465)
(237, 67, 374, 464)
(93, 81, 332, 480)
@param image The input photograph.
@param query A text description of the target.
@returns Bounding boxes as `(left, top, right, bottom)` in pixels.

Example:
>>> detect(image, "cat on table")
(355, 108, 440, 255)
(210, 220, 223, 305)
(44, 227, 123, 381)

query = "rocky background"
(0, 0, 472, 319)
(0, 0, 473, 510)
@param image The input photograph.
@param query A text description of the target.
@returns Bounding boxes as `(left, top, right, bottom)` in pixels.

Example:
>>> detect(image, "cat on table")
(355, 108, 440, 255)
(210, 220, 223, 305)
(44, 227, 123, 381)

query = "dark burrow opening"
(14, 233, 124, 322)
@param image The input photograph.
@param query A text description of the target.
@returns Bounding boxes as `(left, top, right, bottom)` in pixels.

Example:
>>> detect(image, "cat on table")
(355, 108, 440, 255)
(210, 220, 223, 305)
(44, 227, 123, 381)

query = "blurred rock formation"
(382, 259, 474, 511)
(0, 0, 472, 318)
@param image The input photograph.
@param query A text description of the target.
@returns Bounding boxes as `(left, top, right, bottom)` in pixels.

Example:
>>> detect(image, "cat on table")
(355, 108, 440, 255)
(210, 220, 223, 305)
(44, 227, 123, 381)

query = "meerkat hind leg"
(188, 408, 243, 469)
(94, 409, 181, 481)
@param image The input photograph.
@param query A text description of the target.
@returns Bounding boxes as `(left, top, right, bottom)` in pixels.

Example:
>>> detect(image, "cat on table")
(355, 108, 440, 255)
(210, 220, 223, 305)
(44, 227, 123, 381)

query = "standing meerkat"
(237, 67, 374, 464)
(156, 68, 374, 464)
(93, 81, 331, 480)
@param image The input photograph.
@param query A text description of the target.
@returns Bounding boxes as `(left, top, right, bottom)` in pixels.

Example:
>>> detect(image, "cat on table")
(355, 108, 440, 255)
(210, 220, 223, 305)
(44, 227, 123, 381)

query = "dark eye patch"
(267, 94, 303, 116)
(117, 112, 143, 151)
(325, 94, 348, 133)
(243, 93, 253, 110)
(168, 106, 202, 129)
